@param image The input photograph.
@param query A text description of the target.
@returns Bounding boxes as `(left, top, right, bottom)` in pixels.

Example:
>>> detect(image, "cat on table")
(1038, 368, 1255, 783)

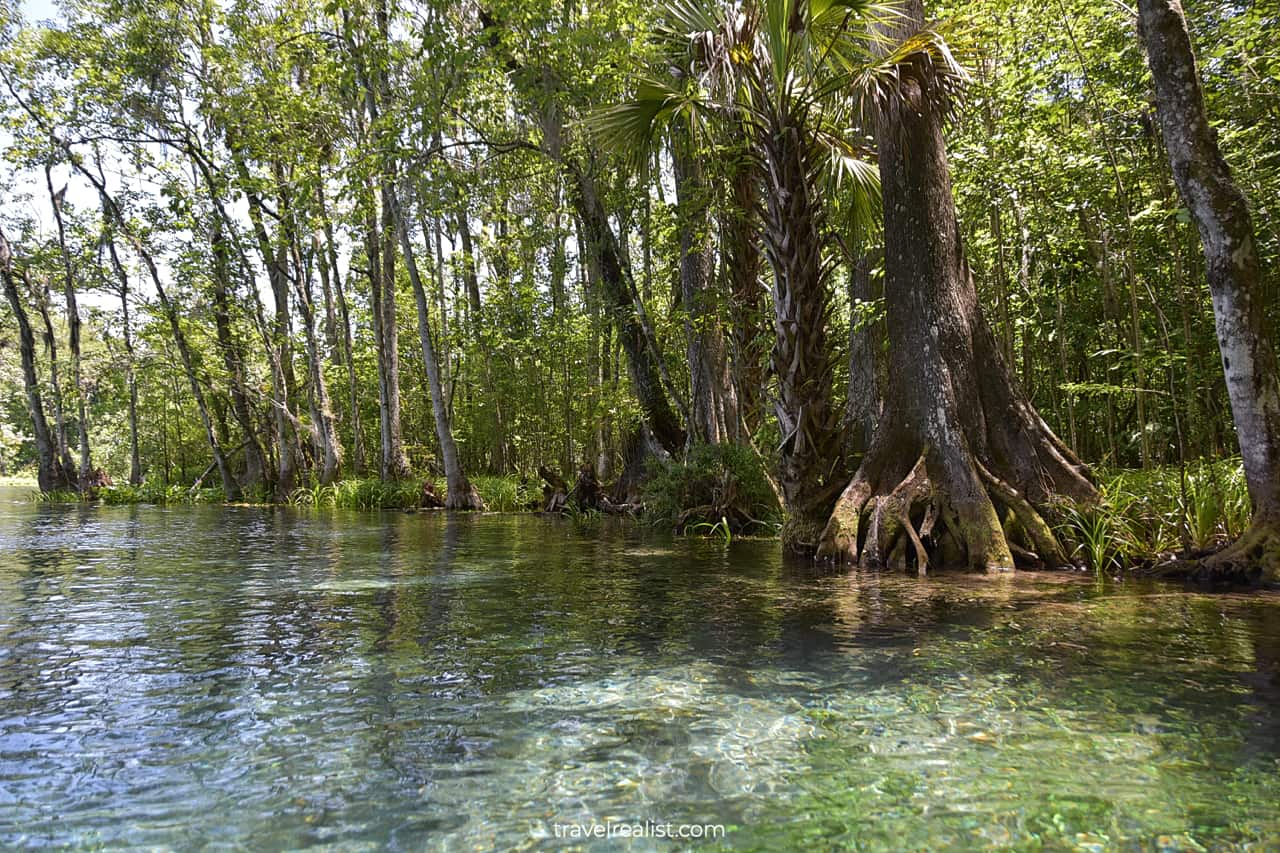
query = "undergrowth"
(1053, 458, 1251, 572)
(643, 443, 782, 536)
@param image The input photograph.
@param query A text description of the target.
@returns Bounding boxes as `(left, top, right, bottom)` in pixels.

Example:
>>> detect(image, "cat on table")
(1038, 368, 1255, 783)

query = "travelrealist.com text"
(551, 821, 727, 840)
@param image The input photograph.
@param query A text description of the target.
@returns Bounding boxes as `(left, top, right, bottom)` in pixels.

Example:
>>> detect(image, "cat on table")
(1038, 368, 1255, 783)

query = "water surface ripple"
(1, 490, 1278, 849)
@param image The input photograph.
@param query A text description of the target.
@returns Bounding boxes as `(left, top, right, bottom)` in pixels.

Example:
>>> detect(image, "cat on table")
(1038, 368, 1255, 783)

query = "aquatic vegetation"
(685, 515, 733, 544)
(33, 488, 87, 503)
(287, 483, 337, 508)
(330, 477, 428, 510)
(1053, 458, 1252, 570)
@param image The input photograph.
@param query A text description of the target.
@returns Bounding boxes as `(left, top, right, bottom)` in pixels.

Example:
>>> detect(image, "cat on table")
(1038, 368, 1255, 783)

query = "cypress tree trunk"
(391, 187, 483, 510)
(1, 230, 59, 493)
(1139, 0, 1280, 580)
(846, 251, 883, 458)
(672, 129, 738, 446)
(816, 0, 1095, 571)
(47, 166, 91, 487)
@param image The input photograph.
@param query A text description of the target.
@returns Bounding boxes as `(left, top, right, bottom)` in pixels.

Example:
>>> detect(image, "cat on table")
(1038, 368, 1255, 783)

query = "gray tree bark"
(1139, 0, 1280, 579)
(1, 230, 60, 492)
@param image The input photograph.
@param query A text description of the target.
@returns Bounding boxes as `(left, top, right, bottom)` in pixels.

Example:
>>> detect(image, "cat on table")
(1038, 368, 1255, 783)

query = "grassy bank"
(1054, 458, 1250, 572)
(34, 475, 543, 513)
(32, 459, 1254, 571)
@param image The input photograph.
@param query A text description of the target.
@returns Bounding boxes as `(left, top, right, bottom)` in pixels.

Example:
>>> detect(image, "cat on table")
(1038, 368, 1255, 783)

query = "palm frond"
(847, 25, 972, 128)
(586, 77, 719, 175)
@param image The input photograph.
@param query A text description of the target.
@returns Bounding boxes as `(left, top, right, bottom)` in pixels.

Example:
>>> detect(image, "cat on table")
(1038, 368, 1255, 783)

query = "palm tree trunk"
(759, 115, 844, 551)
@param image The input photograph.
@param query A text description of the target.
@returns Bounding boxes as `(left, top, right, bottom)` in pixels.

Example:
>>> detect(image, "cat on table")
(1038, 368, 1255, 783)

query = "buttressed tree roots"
(815, 0, 1098, 571)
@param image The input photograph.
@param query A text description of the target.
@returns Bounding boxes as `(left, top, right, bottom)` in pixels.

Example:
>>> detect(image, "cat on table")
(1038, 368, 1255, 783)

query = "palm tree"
(607, 0, 1097, 569)
(597, 0, 920, 551)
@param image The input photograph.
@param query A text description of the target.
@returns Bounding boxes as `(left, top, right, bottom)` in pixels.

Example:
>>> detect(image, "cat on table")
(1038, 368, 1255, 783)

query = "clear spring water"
(1, 488, 1278, 850)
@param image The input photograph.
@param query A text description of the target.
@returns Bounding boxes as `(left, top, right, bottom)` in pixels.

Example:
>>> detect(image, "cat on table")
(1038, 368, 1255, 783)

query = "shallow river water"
(1, 488, 1279, 850)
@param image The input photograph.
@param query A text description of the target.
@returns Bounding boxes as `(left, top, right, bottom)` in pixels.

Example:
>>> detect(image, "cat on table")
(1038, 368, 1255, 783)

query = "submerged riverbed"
(1, 488, 1278, 850)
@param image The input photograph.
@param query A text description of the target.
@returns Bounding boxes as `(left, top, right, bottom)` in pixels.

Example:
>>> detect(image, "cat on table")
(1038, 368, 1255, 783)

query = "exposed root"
(816, 444, 1075, 575)
(976, 461, 1069, 568)
(445, 481, 486, 511)
(1200, 516, 1280, 584)
(863, 455, 930, 570)
(420, 479, 446, 509)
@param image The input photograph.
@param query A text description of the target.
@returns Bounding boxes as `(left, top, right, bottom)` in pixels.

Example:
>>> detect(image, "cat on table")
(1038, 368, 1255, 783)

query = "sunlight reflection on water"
(1, 491, 1278, 849)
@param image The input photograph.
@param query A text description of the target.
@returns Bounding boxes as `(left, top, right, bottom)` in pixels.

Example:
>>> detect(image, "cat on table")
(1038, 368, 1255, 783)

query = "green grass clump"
(471, 475, 535, 512)
(99, 483, 224, 505)
(643, 443, 782, 536)
(35, 488, 87, 503)
(36, 481, 226, 505)
(330, 478, 429, 510)
(1053, 458, 1251, 572)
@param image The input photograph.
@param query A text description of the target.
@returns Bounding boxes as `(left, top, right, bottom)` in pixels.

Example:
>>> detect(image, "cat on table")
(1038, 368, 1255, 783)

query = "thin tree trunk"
(210, 217, 267, 490)
(243, 187, 299, 499)
(85, 171, 238, 499)
(568, 164, 686, 455)
(1, 230, 59, 492)
(103, 229, 142, 485)
(390, 186, 483, 509)
(378, 179, 411, 480)
(724, 154, 766, 434)
(33, 271, 75, 484)
(46, 166, 91, 486)
(1139, 0, 1280, 578)
(293, 233, 343, 484)
(671, 129, 737, 445)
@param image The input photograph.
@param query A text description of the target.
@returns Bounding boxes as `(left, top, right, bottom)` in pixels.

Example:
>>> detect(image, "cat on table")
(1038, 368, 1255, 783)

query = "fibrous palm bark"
(760, 113, 845, 551)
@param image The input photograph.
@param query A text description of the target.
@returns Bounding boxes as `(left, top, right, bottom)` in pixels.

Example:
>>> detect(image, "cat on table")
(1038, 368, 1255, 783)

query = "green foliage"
(1053, 459, 1252, 571)
(287, 483, 337, 508)
(330, 478, 427, 511)
(35, 488, 87, 503)
(685, 515, 733, 544)
(643, 443, 781, 536)
(471, 475, 536, 513)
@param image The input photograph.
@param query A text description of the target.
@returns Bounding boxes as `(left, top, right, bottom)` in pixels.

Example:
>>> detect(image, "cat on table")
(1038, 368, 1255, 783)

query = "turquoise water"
(1, 490, 1278, 850)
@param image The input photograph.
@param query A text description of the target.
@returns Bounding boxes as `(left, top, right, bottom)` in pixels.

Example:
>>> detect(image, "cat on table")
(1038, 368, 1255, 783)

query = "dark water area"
(1, 486, 1278, 850)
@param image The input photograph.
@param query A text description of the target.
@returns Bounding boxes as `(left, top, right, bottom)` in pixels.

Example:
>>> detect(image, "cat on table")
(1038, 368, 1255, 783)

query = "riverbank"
(28, 459, 1254, 575)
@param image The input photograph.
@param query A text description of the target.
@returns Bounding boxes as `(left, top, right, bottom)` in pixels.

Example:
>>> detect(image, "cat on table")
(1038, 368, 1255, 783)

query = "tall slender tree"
(1138, 0, 1280, 580)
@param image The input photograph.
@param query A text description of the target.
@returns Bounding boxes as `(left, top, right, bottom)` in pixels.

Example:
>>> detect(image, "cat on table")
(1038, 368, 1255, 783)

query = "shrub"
(642, 443, 782, 536)
(472, 475, 535, 512)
